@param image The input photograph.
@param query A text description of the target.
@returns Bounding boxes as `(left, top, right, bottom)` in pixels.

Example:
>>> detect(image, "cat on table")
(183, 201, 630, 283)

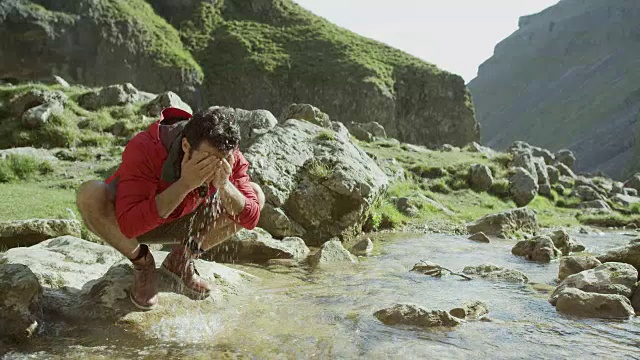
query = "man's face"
(183, 138, 233, 163)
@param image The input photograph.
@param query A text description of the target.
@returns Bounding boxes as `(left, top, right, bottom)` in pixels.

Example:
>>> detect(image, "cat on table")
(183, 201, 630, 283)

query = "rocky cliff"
(0, 0, 479, 148)
(468, 0, 640, 179)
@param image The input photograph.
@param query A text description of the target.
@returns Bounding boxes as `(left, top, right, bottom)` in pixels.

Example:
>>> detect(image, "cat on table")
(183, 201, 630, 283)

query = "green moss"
(315, 131, 335, 142)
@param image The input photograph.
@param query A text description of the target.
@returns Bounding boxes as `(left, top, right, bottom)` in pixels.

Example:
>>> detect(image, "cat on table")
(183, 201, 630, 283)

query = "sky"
(294, 0, 560, 83)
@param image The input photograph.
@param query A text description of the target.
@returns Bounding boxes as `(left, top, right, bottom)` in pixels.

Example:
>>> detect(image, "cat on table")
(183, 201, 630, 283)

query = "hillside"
(468, 0, 640, 179)
(0, 0, 479, 148)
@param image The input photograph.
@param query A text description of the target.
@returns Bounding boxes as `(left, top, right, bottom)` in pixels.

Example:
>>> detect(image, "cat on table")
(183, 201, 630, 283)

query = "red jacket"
(106, 108, 260, 239)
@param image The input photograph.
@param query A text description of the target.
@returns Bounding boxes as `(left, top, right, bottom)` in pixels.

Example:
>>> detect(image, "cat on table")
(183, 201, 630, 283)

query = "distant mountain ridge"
(468, 0, 640, 179)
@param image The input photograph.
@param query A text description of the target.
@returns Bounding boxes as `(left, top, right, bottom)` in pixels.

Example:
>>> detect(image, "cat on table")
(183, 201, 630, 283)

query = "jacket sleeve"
(230, 151, 261, 230)
(114, 137, 164, 238)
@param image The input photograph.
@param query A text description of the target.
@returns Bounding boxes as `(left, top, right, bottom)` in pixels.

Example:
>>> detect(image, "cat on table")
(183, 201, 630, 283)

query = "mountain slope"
(468, 0, 640, 179)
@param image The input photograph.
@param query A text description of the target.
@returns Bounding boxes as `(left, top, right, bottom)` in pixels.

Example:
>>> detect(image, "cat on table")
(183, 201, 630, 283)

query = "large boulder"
(549, 262, 638, 305)
(8, 89, 68, 115)
(243, 119, 388, 245)
(207, 228, 310, 263)
(510, 151, 539, 183)
(374, 304, 461, 328)
(21, 102, 63, 129)
(512, 236, 562, 263)
(0, 219, 81, 249)
(624, 173, 640, 194)
(466, 208, 539, 237)
(211, 106, 278, 149)
(78, 83, 142, 110)
(572, 186, 605, 202)
(469, 164, 493, 192)
(549, 229, 585, 256)
(462, 264, 529, 283)
(309, 239, 358, 268)
(0, 236, 255, 341)
(280, 103, 331, 128)
(558, 256, 602, 281)
(141, 91, 192, 117)
(597, 243, 640, 270)
(509, 167, 538, 207)
(546, 166, 560, 185)
(556, 163, 576, 179)
(555, 149, 576, 169)
(532, 147, 555, 165)
(555, 288, 635, 319)
(449, 300, 489, 320)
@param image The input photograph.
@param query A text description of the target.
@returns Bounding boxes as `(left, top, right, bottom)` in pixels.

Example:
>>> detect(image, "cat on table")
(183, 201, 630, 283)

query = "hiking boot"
(129, 244, 159, 310)
(160, 245, 212, 299)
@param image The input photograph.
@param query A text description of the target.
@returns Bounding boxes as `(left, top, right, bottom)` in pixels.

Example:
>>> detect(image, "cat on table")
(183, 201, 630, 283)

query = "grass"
(315, 131, 335, 141)
(577, 212, 640, 228)
(307, 159, 334, 179)
(0, 155, 55, 183)
(0, 183, 76, 220)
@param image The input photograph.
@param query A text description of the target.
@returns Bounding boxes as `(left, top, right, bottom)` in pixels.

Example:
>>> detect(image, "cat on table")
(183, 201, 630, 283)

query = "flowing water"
(3, 231, 640, 359)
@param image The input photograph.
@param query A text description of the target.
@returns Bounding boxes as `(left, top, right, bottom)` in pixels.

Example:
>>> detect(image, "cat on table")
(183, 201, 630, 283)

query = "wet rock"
(9, 89, 68, 115)
(549, 230, 585, 255)
(208, 228, 310, 263)
(0, 263, 42, 342)
(280, 103, 331, 128)
(509, 167, 538, 206)
(141, 91, 192, 117)
(597, 243, 640, 270)
(555, 288, 634, 319)
(555, 149, 576, 169)
(549, 262, 638, 305)
(411, 260, 443, 277)
(468, 232, 491, 243)
(257, 204, 306, 239)
(374, 304, 461, 328)
(613, 194, 640, 207)
(512, 236, 561, 263)
(22, 102, 63, 129)
(449, 300, 489, 320)
(244, 119, 388, 245)
(462, 264, 529, 283)
(558, 256, 602, 281)
(469, 164, 493, 192)
(466, 207, 539, 237)
(212, 106, 278, 149)
(350, 238, 373, 256)
(0, 219, 81, 249)
(309, 239, 358, 267)
(556, 163, 576, 179)
(578, 200, 611, 210)
(78, 83, 141, 110)
(0, 236, 255, 341)
(572, 186, 604, 202)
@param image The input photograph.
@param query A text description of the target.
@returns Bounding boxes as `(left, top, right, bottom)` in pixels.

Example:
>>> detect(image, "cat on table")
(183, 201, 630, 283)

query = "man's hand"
(209, 153, 234, 189)
(178, 151, 217, 192)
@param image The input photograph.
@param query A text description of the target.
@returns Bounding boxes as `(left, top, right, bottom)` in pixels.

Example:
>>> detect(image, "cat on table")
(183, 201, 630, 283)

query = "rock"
(309, 239, 358, 267)
(553, 184, 566, 195)
(538, 183, 553, 197)
(532, 147, 555, 165)
(53, 75, 70, 88)
(78, 83, 141, 110)
(597, 243, 640, 270)
(572, 186, 604, 202)
(512, 236, 561, 263)
(549, 229, 585, 255)
(468, 232, 491, 243)
(623, 173, 640, 193)
(507, 140, 532, 154)
(359, 122, 387, 138)
(411, 261, 443, 276)
(207, 228, 310, 263)
(374, 304, 461, 328)
(349, 122, 387, 142)
(624, 188, 639, 197)
(558, 256, 602, 281)
(141, 91, 192, 117)
(509, 167, 539, 206)
(632, 283, 640, 314)
(465, 142, 497, 157)
(578, 200, 611, 210)
(391, 197, 420, 217)
(533, 158, 550, 186)
(449, 300, 489, 320)
(402, 143, 430, 153)
(256, 204, 306, 239)
(466, 208, 539, 237)
(462, 264, 529, 283)
(9, 89, 68, 115)
(349, 125, 373, 142)
(613, 194, 640, 207)
(0, 263, 42, 341)
(0, 147, 59, 163)
(510, 151, 539, 183)
(549, 262, 638, 305)
(0, 236, 254, 340)
(557, 176, 574, 189)
(556, 163, 576, 179)
(350, 238, 373, 256)
(244, 119, 388, 245)
(555, 149, 576, 169)
(469, 164, 493, 192)
(280, 103, 331, 128)
(418, 195, 455, 216)
(611, 182, 625, 195)
(0, 220, 82, 249)
(439, 144, 460, 152)
(212, 106, 279, 149)
(21, 102, 63, 129)
(555, 288, 634, 319)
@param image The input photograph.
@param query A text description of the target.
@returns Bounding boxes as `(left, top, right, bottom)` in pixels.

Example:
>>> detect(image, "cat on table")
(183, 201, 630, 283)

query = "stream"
(3, 231, 640, 359)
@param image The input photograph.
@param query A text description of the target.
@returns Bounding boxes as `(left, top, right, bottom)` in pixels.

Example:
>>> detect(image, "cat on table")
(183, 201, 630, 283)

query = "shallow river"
(4, 231, 640, 359)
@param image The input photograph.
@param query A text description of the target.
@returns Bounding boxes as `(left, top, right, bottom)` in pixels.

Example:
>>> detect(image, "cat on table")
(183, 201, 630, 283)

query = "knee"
(76, 180, 109, 216)
(249, 182, 265, 210)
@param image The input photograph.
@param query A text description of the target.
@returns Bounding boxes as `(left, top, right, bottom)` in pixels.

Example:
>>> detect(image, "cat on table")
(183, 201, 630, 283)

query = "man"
(76, 107, 264, 310)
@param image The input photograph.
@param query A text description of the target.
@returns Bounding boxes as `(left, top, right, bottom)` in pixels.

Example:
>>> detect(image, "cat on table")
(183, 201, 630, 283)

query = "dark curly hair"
(183, 107, 240, 152)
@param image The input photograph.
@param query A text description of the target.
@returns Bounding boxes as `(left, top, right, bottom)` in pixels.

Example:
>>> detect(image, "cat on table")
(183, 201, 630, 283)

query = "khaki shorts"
(107, 178, 214, 245)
